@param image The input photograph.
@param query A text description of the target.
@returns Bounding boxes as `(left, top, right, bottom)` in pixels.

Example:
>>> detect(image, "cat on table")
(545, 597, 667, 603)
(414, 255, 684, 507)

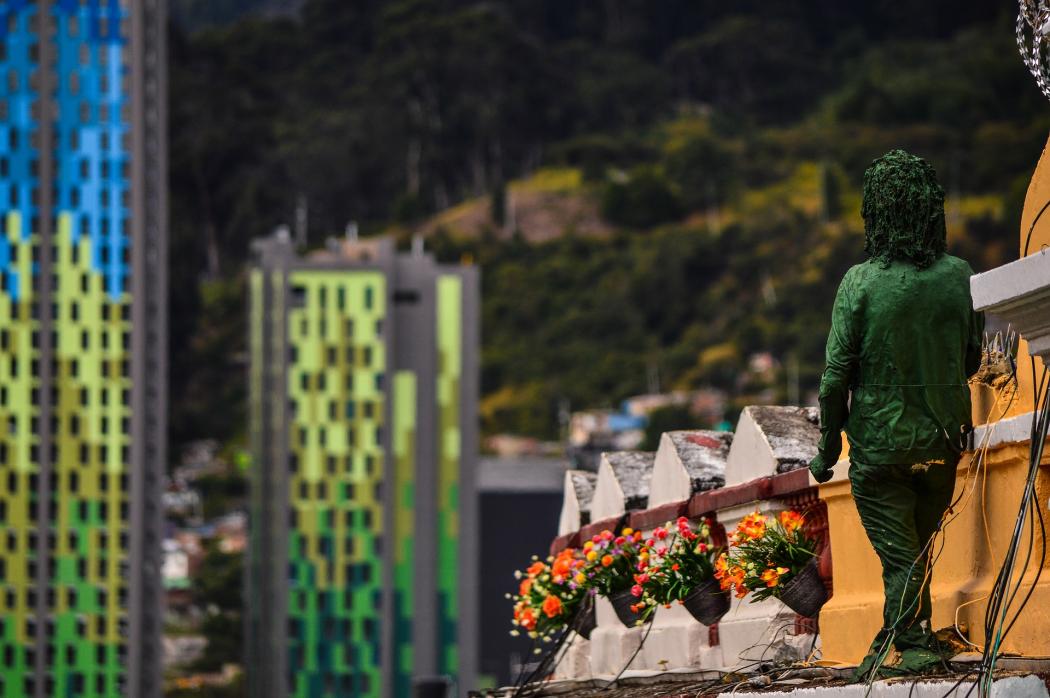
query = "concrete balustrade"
(716, 406, 821, 666)
(586, 451, 654, 676)
(550, 410, 822, 680)
(633, 430, 732, 672)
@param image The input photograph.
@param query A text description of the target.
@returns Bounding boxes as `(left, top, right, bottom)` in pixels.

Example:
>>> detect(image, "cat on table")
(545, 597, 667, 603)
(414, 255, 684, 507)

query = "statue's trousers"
(848, 458, 957, 649)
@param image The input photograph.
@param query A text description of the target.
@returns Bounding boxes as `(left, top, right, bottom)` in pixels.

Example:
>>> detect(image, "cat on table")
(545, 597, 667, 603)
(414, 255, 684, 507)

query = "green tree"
(641, 405, 696, 451)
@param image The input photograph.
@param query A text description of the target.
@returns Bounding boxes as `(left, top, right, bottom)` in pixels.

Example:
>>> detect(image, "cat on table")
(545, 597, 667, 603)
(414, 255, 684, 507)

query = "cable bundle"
(974, 364, 1049, 696)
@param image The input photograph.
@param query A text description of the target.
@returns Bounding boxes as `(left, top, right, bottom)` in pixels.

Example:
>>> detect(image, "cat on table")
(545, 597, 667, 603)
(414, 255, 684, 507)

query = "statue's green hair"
(861, 149, 946, 270)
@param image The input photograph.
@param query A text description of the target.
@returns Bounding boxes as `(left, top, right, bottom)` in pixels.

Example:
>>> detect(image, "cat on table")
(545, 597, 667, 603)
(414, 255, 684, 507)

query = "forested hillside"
(169, 1, 1047, 449)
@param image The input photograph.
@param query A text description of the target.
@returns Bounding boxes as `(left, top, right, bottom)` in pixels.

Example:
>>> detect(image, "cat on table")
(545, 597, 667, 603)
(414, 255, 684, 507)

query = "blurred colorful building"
(0, 1, 168, 697)
(247, 233, 479, 697)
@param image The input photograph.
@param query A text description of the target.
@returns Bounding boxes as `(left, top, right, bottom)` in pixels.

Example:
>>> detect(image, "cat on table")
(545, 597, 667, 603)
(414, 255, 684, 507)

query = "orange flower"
(735, 512, 767, 542)
(716, 554, 747, 593)
(541, 594, 563, 618)
(519, 608, 537, 630)
(760, 566, 790, 588)
(519, 578, 533, 596)
(601, 555, 614, 567)
(527, 561, 545, 576)
(779, 510, 804, 534)
(552, 554, 573, 580)
(714, 553, 729, 579)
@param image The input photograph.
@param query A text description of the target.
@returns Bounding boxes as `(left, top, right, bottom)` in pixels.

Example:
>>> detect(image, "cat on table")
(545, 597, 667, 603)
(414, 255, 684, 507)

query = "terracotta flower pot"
(682, 578, 731, 626)
(608, 588, 650, 627)
(573, 599, 597, 639)
(778, 558, 828, 618)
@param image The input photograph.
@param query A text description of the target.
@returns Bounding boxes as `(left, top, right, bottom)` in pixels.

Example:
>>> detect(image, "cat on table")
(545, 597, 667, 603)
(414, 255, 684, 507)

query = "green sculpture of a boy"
(809, 149, 984, 680)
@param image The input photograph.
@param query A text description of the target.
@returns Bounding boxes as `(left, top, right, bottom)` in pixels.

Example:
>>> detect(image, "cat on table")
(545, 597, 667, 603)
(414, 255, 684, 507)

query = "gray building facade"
(248, 234, 479, 698)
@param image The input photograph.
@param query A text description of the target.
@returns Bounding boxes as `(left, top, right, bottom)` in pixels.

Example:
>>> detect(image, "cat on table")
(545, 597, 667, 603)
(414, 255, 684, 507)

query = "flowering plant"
(509, 547, 588, 643)
(714, 510, 817, 602)
(579, 527, 645, 597)
(629, 517, 720, 617)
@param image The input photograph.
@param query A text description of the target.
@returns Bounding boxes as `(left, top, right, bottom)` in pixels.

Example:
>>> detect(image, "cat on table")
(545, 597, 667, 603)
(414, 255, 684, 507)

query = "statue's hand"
(809, 453, 835, 484)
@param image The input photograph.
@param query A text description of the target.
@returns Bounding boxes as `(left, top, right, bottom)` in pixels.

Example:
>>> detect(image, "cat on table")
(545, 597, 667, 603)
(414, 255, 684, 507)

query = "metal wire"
(1017, 2, 1050, 101)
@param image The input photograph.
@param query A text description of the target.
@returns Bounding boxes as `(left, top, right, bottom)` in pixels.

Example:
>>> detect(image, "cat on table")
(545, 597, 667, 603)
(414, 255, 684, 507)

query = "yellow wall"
(1013, 134, 1050, 416)
(821, 442, 1050, 663)
(819, 134, 1050, 664)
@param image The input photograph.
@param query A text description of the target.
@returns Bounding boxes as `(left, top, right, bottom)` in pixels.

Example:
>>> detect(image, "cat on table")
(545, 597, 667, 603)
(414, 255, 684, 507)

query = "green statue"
(809, 150, 984, 679)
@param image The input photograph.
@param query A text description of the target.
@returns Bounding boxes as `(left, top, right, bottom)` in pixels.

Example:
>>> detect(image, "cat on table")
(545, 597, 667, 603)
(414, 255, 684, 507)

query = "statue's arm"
(812, 276, 859, 480)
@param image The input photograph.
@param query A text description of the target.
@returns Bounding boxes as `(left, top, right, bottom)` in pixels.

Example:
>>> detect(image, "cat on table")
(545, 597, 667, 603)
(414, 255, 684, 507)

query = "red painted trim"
(769, 467, 811, 496)
(685, 477, 772, 517)
(550, 469, 816, 558)
(629, 500, 687, 530)
(549, 531, 579, 556)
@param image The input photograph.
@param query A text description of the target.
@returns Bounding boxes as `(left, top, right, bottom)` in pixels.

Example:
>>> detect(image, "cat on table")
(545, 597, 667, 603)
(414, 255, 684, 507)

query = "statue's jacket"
(818, 254, 984, 465)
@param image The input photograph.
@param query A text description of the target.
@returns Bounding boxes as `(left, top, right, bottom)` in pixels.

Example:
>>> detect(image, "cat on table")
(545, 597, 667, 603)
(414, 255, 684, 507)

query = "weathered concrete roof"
(603, 451, 655, 511)
(746, 406, 820, 474)
(568, 470, 597, 522)
(666, 430, 731, 492)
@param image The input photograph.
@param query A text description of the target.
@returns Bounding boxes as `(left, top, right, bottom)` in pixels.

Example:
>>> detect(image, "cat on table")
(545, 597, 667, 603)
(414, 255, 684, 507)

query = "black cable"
(999, 400, 1048, 638)
(981, 373, 1042, 646)
(1001, 391, 1050, 641)
(1022, 196, 1050, 257)
(510, 636, 541, 693)
(936, 668, 977, 698)
(976, 366, 1050, 696)
(601, 609, 656, 691)
(513, 622, 575, 696)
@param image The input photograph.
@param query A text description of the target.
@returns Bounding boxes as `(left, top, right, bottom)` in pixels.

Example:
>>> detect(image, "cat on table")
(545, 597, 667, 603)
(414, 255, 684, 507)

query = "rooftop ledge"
(971, 251, 1050, 360)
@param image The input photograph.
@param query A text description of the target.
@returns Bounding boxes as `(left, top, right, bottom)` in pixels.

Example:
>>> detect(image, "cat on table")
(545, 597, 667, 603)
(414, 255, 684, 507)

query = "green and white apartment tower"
(248, 233, 479, 698)
(0, 2, 168, 698)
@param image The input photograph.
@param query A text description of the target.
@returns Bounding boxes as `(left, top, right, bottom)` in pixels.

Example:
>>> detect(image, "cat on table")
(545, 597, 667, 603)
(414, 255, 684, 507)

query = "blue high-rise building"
(0, 2, 167, 697)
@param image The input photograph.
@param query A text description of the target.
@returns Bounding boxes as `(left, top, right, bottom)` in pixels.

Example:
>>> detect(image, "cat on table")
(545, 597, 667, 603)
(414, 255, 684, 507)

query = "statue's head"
(861, 149, 946, 269)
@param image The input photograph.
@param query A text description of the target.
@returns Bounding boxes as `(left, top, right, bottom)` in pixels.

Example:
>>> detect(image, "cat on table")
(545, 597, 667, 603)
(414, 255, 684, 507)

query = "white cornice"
(971, 252, 1050, 360)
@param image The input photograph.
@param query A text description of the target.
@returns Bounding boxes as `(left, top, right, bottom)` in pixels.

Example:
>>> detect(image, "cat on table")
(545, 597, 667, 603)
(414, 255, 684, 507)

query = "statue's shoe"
(877, 648, 948, 678)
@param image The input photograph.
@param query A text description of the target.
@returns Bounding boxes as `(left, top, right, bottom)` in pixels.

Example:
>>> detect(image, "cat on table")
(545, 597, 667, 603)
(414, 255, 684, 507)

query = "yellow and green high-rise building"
(0, 1, 168, 697)
(248, 234, 478, 698)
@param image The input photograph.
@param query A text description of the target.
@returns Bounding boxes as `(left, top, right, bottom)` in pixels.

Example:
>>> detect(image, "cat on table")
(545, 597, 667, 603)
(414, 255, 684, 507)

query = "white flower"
(509, 630, 520, 637)
(514, 571, 522, 579)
